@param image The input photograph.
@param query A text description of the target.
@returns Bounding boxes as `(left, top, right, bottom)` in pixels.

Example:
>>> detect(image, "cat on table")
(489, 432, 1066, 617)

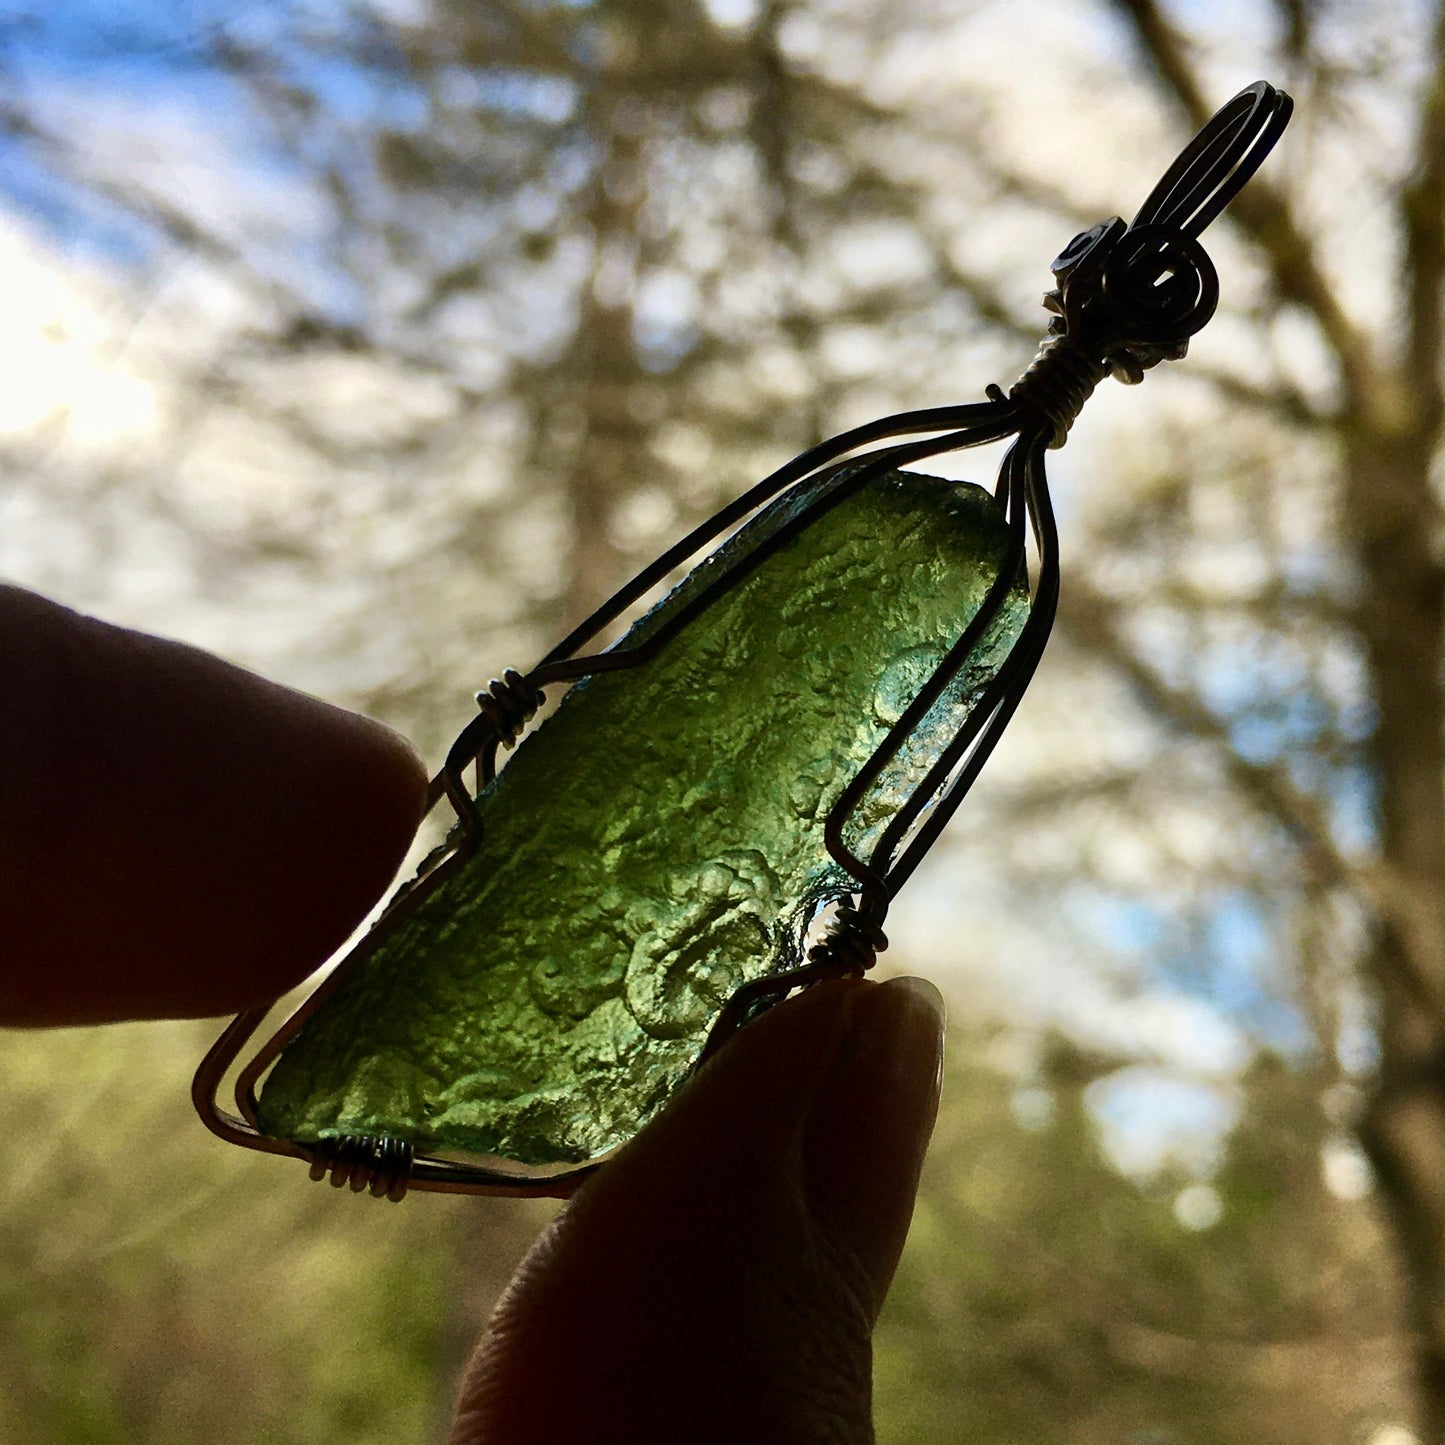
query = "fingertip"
(801, 975, 946, 1319)
(0, 587, 429, 1024)
(450, 978, 928, 1443)
(220, 682, 431, 1013)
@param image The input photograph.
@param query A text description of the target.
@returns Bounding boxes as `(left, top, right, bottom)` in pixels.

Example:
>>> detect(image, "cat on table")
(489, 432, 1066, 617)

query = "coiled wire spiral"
(808, 903, 890, 974)
(475, 668, 546, 750)
(307, 1135, 415, 1201)
(990, 339, 1108, 451)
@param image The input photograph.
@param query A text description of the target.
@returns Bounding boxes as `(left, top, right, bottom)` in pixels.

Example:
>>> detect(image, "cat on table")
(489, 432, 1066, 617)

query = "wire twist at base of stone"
(307, 1135, 414, 1202)
(808, 904, 890, 974)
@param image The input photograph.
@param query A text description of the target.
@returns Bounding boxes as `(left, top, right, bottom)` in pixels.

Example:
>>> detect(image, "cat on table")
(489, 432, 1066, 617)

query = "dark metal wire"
(193, 80, 1292, 1199)
(307, 1135, 415, 1201)
(997, 339, 1108, 448)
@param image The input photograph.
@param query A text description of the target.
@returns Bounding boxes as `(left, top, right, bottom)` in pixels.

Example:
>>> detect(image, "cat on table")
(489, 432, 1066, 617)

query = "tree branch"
(1062, 576, 1357, 886)
(1063, 573, 1445, 1037)
(1181, 360, 1334, 429)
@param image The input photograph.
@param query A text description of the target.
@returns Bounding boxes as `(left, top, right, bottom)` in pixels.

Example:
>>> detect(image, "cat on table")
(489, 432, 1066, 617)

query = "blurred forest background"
(1, 0, 1442, 1441)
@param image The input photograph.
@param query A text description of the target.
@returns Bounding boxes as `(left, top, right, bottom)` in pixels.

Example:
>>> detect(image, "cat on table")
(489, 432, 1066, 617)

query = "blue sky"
(0, 2, 242, 256)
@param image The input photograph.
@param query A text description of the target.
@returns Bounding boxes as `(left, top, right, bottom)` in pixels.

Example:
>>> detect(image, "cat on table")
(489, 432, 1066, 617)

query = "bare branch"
(1062, 576, 1355, 884)
(0, 100, 302, 320)
(1064, 573, 1445, 1038)
(1181, 360, 1334, 429)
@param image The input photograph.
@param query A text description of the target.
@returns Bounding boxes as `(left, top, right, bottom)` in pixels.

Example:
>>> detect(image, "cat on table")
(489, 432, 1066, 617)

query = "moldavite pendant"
(257, 468, 1027, 1167)
(195, 81, 1291, 1198)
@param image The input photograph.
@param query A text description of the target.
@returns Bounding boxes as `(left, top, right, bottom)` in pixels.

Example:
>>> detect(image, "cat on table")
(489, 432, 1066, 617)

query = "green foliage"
(0, 1021, 547, 1445)
(875, 1024, 1404, 1444)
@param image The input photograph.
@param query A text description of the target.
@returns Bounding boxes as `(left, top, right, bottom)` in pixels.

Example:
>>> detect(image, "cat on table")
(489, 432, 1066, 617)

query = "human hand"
(2, 585, 945, 1444)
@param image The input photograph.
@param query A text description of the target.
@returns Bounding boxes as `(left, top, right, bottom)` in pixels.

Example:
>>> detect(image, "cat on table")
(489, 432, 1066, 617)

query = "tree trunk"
(1351, 431, 1445, 1440)
(549, 83, 650, 634)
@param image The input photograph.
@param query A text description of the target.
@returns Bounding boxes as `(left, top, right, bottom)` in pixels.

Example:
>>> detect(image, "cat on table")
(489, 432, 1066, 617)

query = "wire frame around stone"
(193, 80, 1292, 1200)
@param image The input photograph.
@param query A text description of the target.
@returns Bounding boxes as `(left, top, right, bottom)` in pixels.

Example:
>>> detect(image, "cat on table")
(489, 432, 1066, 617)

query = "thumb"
(450, 974, 945, 1445)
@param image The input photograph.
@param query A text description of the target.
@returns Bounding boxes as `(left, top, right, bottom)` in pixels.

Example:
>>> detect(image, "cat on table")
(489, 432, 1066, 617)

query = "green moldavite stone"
(257, 467, 1028, 1166)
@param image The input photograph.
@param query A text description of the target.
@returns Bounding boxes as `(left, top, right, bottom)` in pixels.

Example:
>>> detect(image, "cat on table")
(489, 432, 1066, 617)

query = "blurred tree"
(0, 1017, 548, 1444)
(1053, 4, 1445, 1436)
(878, 1030, 1405, 1443)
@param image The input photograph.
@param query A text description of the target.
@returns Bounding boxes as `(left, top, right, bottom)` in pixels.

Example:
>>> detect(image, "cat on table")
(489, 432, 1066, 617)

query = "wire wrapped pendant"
(194, 81, 1291, 1198)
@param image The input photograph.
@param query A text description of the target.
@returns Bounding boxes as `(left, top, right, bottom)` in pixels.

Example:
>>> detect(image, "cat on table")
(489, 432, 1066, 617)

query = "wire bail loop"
(1006, 79, 1289, 437)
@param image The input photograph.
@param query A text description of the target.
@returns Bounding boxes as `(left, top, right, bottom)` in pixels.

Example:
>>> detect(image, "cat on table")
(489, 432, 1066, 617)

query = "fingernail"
(800, 976, 946, 1319)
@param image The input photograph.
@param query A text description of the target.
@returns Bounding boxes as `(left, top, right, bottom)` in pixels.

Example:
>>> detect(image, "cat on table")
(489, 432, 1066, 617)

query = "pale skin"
(0, 584, 946, 1444)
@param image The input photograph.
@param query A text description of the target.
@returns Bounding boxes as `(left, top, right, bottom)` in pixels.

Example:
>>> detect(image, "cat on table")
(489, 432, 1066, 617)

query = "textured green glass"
(257, 467, 1028, 1166)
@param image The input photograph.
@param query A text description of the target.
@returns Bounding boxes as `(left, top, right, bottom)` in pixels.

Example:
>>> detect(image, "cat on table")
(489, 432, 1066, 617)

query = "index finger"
(0, 586, 428, 1026)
